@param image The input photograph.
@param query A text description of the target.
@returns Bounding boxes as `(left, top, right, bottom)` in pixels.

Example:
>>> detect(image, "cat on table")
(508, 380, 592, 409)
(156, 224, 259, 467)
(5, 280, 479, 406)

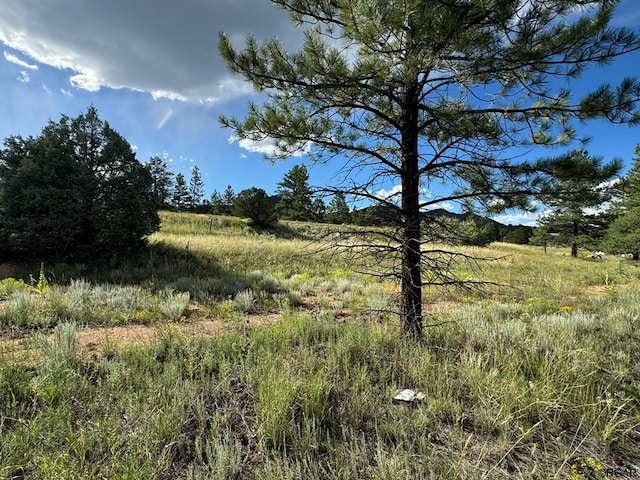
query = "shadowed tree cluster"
(0, 107, 159, 262)
(147, 158, 210, 213)
(233, 187, 278, 227)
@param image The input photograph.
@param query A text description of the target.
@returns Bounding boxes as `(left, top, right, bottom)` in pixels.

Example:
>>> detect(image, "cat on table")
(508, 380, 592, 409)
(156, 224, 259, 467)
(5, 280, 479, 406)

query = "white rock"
(393, 389, 425, 403)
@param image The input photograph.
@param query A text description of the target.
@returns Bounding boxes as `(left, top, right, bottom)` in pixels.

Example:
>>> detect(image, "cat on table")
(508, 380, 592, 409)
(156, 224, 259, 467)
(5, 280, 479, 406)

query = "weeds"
(234, 289, 257, 313)
(160, 290, 191, 321)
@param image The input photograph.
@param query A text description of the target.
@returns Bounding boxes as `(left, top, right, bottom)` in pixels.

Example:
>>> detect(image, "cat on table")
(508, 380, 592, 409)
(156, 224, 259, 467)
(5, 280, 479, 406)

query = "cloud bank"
(0, 0, 301, 102)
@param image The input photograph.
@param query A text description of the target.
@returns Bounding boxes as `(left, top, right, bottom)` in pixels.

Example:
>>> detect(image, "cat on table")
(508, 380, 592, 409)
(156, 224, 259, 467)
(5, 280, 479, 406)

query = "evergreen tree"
(325, 193, 351, 224)
(503, 225, 534, 245)
(188, 166, 205, 211)
(530, 226, 553, 254)
(146, 156, 174, 209)
(0, 107, 159, 261)
(0, 131, 95, 260)
(537, 149, 622, 257)
(220, 0, 640, 340)
(276, 165, 313, 221)
(222, 185, 236, 215)
(604, 145, 640, 259)
(604, 207, 640, 260)
(211, 185, 237, 215)
(210, 190, 225, 215)
(172, 173, 191, 212)
(311, 197, 326, 222)
(90, 128, 158, 256)
(233, 187, 278, 227)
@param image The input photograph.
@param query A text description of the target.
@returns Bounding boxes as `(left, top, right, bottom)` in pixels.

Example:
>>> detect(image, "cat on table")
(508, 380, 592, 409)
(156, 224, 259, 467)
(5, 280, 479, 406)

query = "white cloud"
(3, 50, 37, 69)
(229, 135, 311, 158)
(426, 201, 456, 212)
(41, 83, 51, 93)
(17, 70, 29, 83)
(69, 71, 102, 92)
(60, 88, 72, 96)
(0, 1, 302, 102)
(375, 184, 402, 201)
(492, 210, 546, 227)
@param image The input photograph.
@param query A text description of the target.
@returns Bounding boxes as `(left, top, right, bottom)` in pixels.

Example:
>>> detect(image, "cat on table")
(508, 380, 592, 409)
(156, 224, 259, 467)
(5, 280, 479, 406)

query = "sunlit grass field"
(1, 211, 639, 479)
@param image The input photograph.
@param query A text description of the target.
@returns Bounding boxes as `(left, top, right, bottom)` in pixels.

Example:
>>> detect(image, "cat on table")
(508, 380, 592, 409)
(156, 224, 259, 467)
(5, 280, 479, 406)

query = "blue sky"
(1, 0, 640, 226)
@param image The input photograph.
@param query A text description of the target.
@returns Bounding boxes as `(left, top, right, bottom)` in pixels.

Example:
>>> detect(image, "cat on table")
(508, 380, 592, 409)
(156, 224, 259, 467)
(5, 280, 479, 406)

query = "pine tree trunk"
(400, 84, 423, 341)
(571, 220, 579, 258)
(400, 204, 423, 341)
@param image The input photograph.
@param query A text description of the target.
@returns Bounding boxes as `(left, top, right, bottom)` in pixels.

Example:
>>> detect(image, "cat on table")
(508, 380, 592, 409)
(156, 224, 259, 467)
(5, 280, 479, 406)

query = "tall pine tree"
(0, 108, 158, 261)
(537, 149, 622, 257)
(188, 166, 205, 212)
(172, 173, 191, 212)
(276, 165, 314, 221)
(146, 156, 174, 209)
(220, 0, 640, 340)
(325, 193, 351, 224)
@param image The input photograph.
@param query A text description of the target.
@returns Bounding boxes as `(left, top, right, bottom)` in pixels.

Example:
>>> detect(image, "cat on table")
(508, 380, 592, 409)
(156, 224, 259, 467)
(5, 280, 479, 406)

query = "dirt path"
(0, 313, 282, 362)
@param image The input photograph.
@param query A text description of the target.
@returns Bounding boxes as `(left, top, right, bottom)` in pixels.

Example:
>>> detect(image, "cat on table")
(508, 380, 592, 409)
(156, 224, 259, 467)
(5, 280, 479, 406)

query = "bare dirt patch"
(1, 312, 283, 362)
(585, 285, 608, 296)
(78, 324, 159, 356)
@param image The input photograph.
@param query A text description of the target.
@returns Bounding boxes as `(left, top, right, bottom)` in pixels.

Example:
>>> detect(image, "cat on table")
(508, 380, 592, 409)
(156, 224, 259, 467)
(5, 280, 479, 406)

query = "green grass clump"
(0, 281, 194, 329)
(0, 277, 30, 300)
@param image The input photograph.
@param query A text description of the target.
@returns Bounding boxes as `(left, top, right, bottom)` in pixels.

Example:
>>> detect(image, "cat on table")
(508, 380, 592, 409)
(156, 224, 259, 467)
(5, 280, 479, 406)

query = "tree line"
(151, 160, 352, 226)
(2, 106, 636, 267)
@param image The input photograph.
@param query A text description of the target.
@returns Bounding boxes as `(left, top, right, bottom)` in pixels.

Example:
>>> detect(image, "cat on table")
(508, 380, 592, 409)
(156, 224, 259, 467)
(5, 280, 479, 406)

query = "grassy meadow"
(1, 211, 639, 479)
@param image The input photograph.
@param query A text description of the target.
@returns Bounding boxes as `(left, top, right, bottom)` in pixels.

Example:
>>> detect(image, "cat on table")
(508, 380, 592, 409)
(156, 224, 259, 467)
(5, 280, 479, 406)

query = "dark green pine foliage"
(325, 193, 351, 224)
(146, 156, 174, 209)
(188, 166, 205, 212)
(530, 225, 552, 246)
(233, 187, 278, 227)
(69, 108, 159, 257)
(605, 145, 640, 259)
(222, 185, 236, 214)
(172, 173, 191, 212)
(0, 107, 159, 262)
(0, 130, 94, 260)
(537, 149, 622, 257)
(219, 0, 640, 340)
(95, 144, 158, 256)
(212, 185, 236, 215)
(211, 185, 236, 215)
(210, 190, 225, 214)
(311, 197, 326, 222)
(503, 225, 534, 245)
(276, 165, 314, 221)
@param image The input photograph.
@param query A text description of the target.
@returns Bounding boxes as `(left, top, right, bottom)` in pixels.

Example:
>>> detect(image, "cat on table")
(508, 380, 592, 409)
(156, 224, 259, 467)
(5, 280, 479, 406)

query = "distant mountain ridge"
(353, 204, 507, 226)
(350, 204, 532, 244)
